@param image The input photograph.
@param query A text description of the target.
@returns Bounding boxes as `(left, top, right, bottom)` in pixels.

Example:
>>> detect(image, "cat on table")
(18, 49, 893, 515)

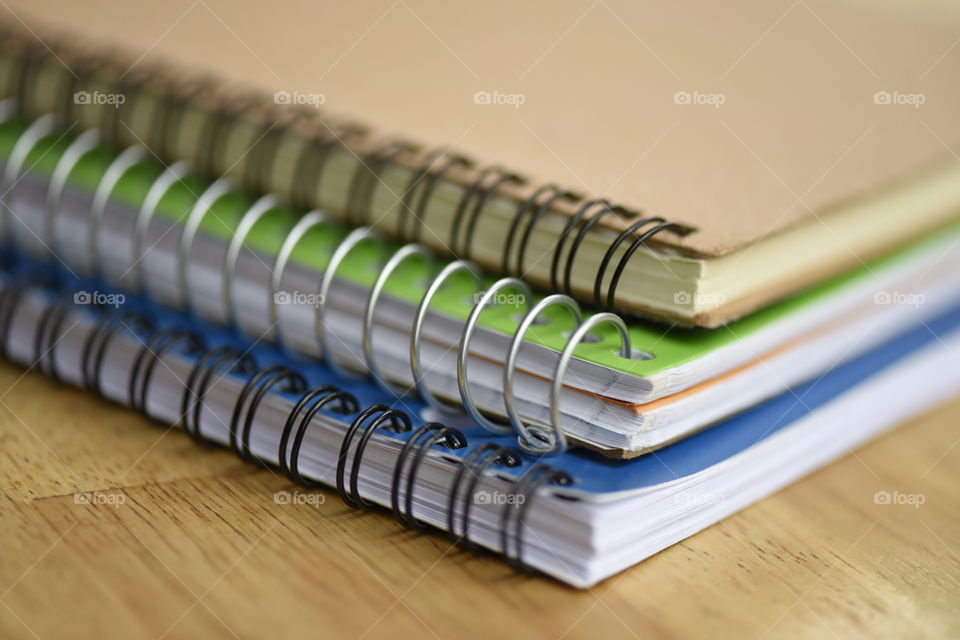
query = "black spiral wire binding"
(390, 422, 468, 528)
(229, 364, 307, 463)
(244, 104, 311, 197)
(180, 345, 257, 446)
(201, 90, 265, 180)
(336, 404, 411, 507)
(448, 165, 523, 260)
(290, 119, 368, 212)
(0, 273, 57, 360)
(33, 295, 76, 381)
(5, 34, 696, 314)
(278, 385, 358, 486)
(345, 139, 418, 227)
(551, 199, 629, 296)
(128, 328, 205, 414)
(501, 184, 578, 277)
(0, 268, 585, 576)
(80, 307, 155, 399)
(154, 75, 214, 163)
(499, 464, 573, 570)
(106, 65, 162, 150)
(397, 148, 473, 242)
(595, 218, 693, 311)
(446, 443, 521, 547)
(58, 50, 109, 130)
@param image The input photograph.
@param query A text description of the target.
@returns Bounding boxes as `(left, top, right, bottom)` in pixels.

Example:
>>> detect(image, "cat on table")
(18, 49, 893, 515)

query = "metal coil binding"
(230, 364, 307, 463)
(446, 443, 520, 547)
(128, 328, 204, 414)
(0, 106, 693, 459)
(500, 464, 573, 570)
(390, 422, 468, 528)
(397, 148, 472, 242)
(248, 214, 655, 455)
(80, 308, 154, 398)
(448, 165, 522, 260)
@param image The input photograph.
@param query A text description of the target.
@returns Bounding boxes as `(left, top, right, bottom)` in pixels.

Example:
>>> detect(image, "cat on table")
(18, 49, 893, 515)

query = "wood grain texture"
(1, 359, 958, 640)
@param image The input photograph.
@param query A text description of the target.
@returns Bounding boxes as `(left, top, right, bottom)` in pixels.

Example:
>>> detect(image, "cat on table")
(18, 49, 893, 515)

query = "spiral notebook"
(3, 108, 960, 457)
(2, 1, 960, 326)
(3, 251, 960, 588)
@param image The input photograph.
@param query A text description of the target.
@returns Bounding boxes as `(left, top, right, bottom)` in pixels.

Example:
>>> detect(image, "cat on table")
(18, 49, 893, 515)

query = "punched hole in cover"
(561, 330, 602, 344)
(620, 348, 654, 361)
(512, 312, 549, 325)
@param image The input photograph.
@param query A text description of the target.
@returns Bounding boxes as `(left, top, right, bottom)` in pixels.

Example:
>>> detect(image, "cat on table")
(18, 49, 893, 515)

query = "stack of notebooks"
(1, 2, 959, 588)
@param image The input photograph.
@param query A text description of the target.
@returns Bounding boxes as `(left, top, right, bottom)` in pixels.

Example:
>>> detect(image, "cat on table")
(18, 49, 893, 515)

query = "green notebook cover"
(0, 116, 953, 380)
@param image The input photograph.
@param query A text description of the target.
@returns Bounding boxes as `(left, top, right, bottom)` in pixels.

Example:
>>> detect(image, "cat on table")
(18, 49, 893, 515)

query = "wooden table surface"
(1, 358, 958, 640)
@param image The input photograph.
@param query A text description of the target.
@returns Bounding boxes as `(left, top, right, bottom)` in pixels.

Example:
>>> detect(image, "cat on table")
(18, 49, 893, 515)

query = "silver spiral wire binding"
(44, 129, 100, 256)
(362, 242, 432, 395)
(177, 178, 233, 311)
(503, 294, 582, 453)
(315, 226, 384, 378)
(223, 193, 279, 332)
(457, 277, 532, 434)
(89, 145, 147, 279)
(542, 312, 630, 456)
(130, 160, 190, 297)
(1, 114, 55, 242)
(268, 209, 333, 350)
(7, 115, 662, 461)
(409, 259, 481, 414)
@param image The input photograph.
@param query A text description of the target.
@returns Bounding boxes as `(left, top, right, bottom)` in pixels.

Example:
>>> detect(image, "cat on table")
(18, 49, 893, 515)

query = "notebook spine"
(0, 22, 694, 314)
(0, 264, 573, 571)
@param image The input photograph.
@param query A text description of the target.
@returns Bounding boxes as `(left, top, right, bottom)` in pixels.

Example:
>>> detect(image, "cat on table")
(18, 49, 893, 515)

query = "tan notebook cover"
(8, 0, 959, 256)
(3, 0, 959, 327)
